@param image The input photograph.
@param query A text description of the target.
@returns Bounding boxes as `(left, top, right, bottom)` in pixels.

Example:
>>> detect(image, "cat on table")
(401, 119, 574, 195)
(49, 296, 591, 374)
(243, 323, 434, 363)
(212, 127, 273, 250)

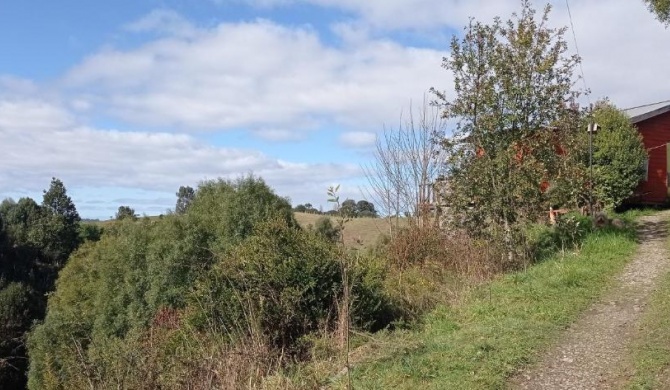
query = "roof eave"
(629, 105, 670, 124)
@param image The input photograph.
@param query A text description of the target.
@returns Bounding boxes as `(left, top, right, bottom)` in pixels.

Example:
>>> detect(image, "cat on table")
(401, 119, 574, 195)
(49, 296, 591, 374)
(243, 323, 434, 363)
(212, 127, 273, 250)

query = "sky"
(1, 0, 669, 219)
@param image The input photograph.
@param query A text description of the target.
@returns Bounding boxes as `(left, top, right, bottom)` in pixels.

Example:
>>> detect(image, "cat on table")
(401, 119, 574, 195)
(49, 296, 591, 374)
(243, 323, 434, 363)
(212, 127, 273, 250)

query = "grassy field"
(289, 213, 405, 249)
(93, 213, 400, 249)
(321, 225, 640, 389)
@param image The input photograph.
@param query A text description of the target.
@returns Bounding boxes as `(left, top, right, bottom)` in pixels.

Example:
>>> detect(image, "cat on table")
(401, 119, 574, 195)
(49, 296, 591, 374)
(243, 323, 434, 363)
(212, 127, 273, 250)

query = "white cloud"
(241, 0, 517, 30)
(340, 131, 376, 148)
(124, 9, 198, 38)
(0, 99, 74, 130)
(62, 18, 445, 134)
(233, 0, 670, 108)
(0, 99, 361, 216)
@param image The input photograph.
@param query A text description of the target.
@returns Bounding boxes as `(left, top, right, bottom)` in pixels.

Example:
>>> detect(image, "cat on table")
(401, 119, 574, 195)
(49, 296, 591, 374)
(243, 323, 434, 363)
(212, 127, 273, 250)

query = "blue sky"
(1, 0, 669, 219)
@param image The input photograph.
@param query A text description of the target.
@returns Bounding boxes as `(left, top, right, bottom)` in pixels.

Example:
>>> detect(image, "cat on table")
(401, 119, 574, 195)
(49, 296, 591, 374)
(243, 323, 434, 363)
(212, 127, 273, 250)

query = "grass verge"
(328, 225, 639, 389)
(626, 251, 670, 389)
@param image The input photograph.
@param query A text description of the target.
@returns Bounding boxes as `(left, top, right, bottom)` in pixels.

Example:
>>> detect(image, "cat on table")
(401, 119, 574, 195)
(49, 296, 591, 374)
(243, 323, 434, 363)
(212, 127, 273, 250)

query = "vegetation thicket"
(26, 176, 391, 389)
(0, 178, 84, 389)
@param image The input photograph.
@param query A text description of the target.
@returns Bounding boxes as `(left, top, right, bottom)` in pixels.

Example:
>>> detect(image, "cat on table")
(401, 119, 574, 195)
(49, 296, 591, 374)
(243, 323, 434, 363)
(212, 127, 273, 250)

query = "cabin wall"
(635, 111, 670, 204)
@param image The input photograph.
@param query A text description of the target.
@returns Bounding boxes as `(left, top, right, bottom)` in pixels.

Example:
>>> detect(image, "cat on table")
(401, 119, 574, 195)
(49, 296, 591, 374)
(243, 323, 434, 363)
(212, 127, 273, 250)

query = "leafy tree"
(175, 185, 196, 214)
(41, 178, 81, 265)
(435, 1, 582, 262)
(355, 200, 377, 217)
(645, 0, 670, 25)
(116, 205, 137, 221)
(188, 176, 297, 252)
(79, 223, 104, 243)
(592, 101, 647, 209)
(0, 198, 45, 253)
(340, 199, 357, 218)
(293, 204, 308, 213)
(0, 180, 82, 388)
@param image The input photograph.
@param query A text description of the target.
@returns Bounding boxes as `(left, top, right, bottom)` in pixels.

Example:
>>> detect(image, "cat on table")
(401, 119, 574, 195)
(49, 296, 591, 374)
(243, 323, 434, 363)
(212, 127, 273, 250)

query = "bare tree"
(363, 96, 447, 231)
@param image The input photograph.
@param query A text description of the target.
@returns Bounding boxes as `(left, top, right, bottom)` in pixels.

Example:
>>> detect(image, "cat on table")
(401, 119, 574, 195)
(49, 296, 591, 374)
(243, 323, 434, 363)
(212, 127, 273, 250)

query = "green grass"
(327, 226, 640, 389)
(626, 250, 670, 389)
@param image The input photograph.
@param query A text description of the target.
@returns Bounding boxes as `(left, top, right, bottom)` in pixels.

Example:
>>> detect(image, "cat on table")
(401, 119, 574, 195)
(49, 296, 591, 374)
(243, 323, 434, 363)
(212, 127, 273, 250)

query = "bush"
(27, 177, 302, 388)
(187, 176, 298, 253)
(314, 217, 341, 243)
(191, 219, 342, 353)
(348, 254, 395, 331)
(380, 225, 504, 322)
(0, 281, 35, 388)
(526, 213, 593, 261)
(592, 101, 647, 210)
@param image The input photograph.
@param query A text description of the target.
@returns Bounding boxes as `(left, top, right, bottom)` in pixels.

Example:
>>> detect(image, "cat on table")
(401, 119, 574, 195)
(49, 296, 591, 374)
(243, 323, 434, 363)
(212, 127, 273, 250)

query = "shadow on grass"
(634, 218, 668, 243)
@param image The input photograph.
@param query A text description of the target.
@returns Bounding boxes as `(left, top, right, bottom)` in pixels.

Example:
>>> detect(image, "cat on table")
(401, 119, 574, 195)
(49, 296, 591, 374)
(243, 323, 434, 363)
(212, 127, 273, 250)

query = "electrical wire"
(565, 0, 591, 106)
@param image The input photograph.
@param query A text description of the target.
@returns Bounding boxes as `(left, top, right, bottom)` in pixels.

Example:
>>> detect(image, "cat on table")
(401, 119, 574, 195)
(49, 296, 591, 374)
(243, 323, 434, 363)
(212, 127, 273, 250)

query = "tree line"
(293, 199, 378, 218)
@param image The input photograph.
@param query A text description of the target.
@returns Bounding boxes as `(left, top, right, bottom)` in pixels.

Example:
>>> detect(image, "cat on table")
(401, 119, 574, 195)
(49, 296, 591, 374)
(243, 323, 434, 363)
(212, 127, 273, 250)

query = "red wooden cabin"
(624, 100, 670, 204)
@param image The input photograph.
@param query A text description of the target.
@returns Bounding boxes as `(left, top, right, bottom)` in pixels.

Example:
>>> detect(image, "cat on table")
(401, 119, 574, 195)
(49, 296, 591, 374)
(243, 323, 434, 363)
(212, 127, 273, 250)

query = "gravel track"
(512, 213, 670, 390)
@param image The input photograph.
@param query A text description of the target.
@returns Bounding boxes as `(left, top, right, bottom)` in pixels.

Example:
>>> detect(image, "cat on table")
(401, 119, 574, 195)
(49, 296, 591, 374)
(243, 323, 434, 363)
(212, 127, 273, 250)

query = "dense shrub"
(0, 179, 82, 389)
(378, 225, 504, 322)
(526, 213, 593, 261)
(0, 281, 35, 387)
(28, 177, 369, 389)
(313, 216, 341, 243)
(187, 176, 298, 252)
(192, 219, 342, 352)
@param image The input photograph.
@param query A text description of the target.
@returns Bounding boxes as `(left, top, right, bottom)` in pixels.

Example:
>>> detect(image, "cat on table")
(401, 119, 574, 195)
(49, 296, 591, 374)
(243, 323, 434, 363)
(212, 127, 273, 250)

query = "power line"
(565, 0, 590, 105)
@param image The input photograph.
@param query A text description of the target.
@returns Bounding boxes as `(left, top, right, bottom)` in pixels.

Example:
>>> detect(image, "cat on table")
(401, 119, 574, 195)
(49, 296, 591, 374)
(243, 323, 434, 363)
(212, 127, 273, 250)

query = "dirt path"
(512, 212, 670, 390)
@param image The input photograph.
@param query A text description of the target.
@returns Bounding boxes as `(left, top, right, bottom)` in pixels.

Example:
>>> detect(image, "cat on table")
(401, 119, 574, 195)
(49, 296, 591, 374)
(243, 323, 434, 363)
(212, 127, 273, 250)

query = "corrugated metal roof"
(623, 100, 670, 123)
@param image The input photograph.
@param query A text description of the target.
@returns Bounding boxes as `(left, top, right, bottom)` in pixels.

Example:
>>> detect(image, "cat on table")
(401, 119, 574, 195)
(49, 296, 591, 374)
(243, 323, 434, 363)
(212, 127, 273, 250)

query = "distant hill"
(294, 212, 406, 249)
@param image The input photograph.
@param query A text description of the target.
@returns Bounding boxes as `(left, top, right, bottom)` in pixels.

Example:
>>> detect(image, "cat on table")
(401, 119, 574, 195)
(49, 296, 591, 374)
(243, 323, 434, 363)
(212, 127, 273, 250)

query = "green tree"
(340, 199, 357, 218)
(0, 198, 45, 253)
(304, 202, 318, 214)
(435, 1, 582, 262)
(355, 200, 377, 217)
(115, 205, 137, 220)
(591, 101, 647, 209)
(79, 223, 103, 243)
(41, 178, 81, 265)
(645, 0, 670, 25)
(175, 185, 195, 214)
(293, 204, 307, 213)
(0, 180, 82, 388)
(187, 176, 297, 252)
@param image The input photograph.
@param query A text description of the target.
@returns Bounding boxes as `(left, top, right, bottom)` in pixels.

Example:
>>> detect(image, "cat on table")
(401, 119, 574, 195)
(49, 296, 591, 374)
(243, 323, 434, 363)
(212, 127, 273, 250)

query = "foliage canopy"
(435, 0, 582, 262)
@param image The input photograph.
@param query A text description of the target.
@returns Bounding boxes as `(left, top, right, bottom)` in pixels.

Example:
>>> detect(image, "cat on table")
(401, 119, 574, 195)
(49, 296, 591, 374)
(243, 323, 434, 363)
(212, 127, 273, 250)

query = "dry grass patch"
(294, 213, 407, 249)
